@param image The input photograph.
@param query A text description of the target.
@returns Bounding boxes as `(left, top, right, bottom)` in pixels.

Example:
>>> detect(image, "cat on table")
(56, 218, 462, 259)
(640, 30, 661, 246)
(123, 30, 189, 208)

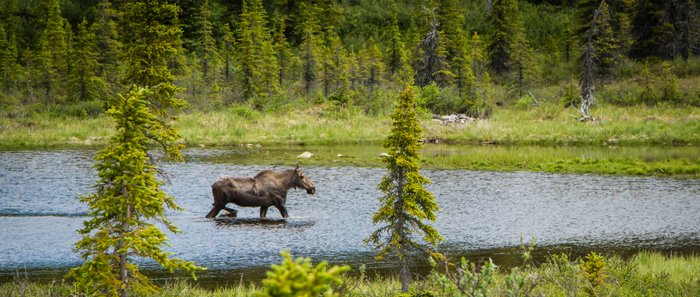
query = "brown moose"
(205, 165, 316, 219)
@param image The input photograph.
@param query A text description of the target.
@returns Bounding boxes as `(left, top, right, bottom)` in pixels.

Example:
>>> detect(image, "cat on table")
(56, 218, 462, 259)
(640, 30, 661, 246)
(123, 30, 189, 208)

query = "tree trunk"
(119, 188, 130, 297)
(396, 169, 410, 292)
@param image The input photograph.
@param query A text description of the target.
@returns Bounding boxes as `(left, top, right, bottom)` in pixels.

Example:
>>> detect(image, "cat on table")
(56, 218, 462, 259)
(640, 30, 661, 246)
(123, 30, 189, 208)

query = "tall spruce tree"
(319, 32, 348, 97)
(360, 37, 385, 93)
(366, 86, 443, 292)
(0, 24, 20, 93)
(386, 0, 412, 85)
(35, 0, 69, 103)
(90, 0, 121, 96)
(194, 0, 220, 85)
(578, 0, 619, 82)
(68, 18, 106, 103)
(120, 0, 187, 123)
(221, 23, 235, 83)
(237, 0, 279, 99)
(68, 1, 203, 295)
(629, 0, 698, 60)
(298, 2, 321, 95)
(271, 13, 297, 88)
(487, 0, 526, 75)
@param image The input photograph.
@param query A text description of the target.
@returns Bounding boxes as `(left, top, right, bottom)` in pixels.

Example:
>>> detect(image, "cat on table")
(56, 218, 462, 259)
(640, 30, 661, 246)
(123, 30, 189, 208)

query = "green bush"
(229, 104, 261, 120)
(257, 251, 350, 297)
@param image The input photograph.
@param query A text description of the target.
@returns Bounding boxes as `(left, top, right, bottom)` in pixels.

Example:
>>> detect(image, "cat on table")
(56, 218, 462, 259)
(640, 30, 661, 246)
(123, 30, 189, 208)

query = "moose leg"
(223, 206, 238, 217)
(205, 205, 222, 218)
(259, 206, 269, 219)
(273, 202, 288, 218)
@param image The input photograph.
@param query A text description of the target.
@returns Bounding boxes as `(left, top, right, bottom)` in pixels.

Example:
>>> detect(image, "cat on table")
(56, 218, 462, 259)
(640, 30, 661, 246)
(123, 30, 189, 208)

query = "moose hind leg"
(205, 205, 222, 218)
(223, 206, 238, 217)
(259, 206, 269, 219)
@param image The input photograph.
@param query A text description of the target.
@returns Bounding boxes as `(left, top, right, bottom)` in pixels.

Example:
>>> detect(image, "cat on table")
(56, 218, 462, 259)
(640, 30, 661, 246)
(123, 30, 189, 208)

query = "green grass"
(2, 252, 698, 296)
(2, 102, 699, 178)
(2, 103, 698, 149)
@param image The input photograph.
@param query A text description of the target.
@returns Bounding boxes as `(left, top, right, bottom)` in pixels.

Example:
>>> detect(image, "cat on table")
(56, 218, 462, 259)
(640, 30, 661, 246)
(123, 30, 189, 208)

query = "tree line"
(0, 0, 698, 116)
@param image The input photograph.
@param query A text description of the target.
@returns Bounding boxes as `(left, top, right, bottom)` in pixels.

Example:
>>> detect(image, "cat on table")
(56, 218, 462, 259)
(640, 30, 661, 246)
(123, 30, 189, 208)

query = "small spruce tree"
(366, 86, 443, 292)
(67, 87, 204, 297)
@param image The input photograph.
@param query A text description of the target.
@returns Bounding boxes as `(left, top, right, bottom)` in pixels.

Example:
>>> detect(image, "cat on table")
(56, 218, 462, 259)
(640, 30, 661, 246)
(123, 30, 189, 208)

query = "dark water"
(1, 148, 699, 287)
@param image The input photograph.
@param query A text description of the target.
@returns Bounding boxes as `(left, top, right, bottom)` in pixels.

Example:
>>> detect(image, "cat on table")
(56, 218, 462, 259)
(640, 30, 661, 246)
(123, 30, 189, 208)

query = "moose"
(205, 165, 316, 219)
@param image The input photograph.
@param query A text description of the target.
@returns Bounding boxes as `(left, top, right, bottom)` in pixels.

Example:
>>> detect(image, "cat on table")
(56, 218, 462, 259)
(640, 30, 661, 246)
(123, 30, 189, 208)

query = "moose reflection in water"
(206, 165, 316, 219)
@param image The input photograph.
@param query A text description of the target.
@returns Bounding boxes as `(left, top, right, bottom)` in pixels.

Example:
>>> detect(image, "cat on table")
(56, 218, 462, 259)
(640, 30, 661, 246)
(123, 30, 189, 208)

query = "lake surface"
(1, 147, 699, 287)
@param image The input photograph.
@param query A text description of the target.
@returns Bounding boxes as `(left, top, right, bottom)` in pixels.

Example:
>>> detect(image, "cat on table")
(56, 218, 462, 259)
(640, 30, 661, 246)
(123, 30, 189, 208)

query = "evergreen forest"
(1, 0, 699, 120)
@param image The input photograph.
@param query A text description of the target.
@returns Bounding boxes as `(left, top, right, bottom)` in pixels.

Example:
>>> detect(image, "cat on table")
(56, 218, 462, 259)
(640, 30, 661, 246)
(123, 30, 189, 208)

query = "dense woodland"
(1, 0, 699, 118)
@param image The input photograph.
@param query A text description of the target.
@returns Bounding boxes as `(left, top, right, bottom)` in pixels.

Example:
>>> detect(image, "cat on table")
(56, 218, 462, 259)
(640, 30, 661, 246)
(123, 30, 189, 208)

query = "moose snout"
(307, 187, 316, 194)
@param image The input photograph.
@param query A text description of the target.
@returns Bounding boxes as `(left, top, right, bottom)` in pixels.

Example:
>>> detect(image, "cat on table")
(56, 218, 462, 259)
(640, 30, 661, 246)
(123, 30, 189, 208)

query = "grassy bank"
(2, 252, 698, 296)
(1, 104, 699, 148)
(2, 104, 699, 178)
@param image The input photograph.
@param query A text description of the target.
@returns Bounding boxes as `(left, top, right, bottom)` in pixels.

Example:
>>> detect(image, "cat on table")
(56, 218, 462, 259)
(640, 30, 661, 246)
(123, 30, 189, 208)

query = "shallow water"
(0, 147, 699, 287)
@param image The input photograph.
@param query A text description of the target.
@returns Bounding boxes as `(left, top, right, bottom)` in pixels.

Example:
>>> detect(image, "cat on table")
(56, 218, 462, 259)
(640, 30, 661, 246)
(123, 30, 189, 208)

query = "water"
(1, 148, 699, 287)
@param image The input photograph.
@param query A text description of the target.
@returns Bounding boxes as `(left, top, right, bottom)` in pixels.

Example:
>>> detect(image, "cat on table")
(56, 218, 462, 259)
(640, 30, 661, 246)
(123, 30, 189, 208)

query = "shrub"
(229, 104, 261, 120)
(580, 252, 607, 295)
(257, 251, 350, 297)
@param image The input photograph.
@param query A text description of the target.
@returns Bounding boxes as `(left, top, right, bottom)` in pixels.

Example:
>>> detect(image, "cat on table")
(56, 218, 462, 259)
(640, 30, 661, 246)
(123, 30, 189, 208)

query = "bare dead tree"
(580, 0, 606, 122)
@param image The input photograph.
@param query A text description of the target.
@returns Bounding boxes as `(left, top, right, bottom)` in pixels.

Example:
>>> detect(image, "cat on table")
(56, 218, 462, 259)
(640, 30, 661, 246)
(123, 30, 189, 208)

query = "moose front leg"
(259, 206, 269, 219)
(275, 204, 289, 218)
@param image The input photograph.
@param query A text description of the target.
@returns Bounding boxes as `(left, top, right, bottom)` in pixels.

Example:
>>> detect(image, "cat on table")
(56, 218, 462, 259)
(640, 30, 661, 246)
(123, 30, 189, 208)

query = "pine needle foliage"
(66, 87, 205, 297)
(366, 85, 443, 292)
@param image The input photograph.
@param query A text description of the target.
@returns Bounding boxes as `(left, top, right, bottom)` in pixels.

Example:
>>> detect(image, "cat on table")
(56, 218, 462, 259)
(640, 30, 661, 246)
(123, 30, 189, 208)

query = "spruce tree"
(237, 0, 279, 99)
(386, 0, 412, 85)
(366, 86, 443, 292)
(120, 0, 186, 128)
(194, 0, 220, 86)
(68, 1, 203, 295)
(319, 32, 347, 97)
(271, 13, 297, 88)
(437, 0, 466, 63)
(221, 23, 236, 83)
(593, 1, 619, 82)
(298, 2, 321, 95)
(90, 0, 121, 96)
(360, 37, 385, 93)
(0, 24, 20, 93)
(67, 87, 204, 297)
(68, 18, 106, 103)
(487, 0, 526, 75)
(578, 0, 619, 82)
(35, 0, 69, 103)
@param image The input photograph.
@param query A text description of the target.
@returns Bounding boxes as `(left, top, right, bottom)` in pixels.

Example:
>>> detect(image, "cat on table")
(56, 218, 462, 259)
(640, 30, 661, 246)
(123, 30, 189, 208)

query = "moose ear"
(295, 164, 300, 172)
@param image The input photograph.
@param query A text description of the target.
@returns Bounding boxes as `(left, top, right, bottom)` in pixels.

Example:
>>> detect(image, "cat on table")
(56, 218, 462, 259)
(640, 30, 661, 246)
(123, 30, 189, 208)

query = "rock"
(379, 153, 391, 158)
(432, 113, 476, 125)
(297, 151, 314, 159)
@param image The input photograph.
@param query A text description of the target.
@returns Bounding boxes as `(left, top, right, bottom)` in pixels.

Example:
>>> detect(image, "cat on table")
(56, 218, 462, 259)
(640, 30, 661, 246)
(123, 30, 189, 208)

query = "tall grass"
(2, 252, 698, 296)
